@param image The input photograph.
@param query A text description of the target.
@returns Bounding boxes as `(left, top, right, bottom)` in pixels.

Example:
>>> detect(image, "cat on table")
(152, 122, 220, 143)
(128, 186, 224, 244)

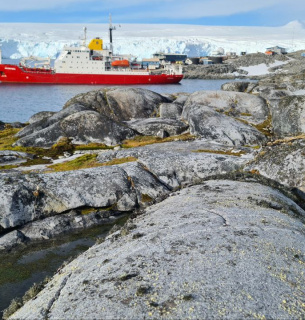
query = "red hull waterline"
(0, 65, 183, 85)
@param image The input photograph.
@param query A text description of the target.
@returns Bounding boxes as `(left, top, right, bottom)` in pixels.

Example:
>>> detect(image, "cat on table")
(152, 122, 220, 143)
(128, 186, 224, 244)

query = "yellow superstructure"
(88, 38, 103, 51)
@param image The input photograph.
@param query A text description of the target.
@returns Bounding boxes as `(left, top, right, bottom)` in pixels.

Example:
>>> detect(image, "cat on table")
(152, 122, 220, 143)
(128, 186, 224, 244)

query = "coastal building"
(226, 52, 237, 58)
(200, 57, 214, 65)
(265, 46, 287, 55)
(153, 52, 187, 64)
(185, 57, 200, 65)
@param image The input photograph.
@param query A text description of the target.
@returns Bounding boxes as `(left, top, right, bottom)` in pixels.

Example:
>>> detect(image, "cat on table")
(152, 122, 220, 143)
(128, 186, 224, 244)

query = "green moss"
(22, 279, 50, 303)
(0, 164, 19, 170)
(244, 145, 261, 149)
(192, 149, 246, 157)
(50, 137, 74, 155)
(2, 298, 23, 320)
(48, 155, 137, 172)
(122, 133, 195, 148)
(80, 205, 114, 215)
(80, 207, 98, 215)
(74, 143, 113, 151)
(48, 154, 99, 172)
(141, 194, 153, 203)
(253, 114, 273, 137)
(102, 156, 137, 166)
(0, 128, 20, 151)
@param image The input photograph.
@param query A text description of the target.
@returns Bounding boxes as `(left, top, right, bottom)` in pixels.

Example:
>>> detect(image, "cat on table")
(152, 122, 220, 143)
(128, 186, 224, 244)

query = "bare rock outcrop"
(14, 88, 170, 147)
(246, 138, 305, 192)
(63, 87, 169, 122)
(9, 180, 305, 320)
(271, 95, 305, 138)
(125, 118, 188, 137)
(184, 104, 266, 146)
(182, 90, 269, 126)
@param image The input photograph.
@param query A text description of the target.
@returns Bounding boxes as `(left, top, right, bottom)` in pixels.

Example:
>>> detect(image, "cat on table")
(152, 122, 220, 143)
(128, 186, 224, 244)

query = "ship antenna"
(109, 14, 116, 54)
(83, 27, 87, 47)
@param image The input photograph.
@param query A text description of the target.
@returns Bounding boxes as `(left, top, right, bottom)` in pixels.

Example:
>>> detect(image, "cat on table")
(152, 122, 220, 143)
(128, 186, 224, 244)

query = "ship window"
(67, 51, 71, 54)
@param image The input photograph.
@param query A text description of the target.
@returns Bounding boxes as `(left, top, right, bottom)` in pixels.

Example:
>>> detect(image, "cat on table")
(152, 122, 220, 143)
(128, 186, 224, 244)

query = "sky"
(0, 0, 304, 26)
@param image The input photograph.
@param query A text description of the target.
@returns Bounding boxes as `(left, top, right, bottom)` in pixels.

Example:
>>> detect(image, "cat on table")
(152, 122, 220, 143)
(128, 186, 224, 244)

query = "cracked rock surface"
(9, 180, 305, 320)
(0, 141, 253, 251)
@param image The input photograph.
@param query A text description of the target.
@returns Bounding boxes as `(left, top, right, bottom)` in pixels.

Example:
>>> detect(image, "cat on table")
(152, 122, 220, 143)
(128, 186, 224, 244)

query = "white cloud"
(0, 0, 96, 11)
(109, 0, 304, 19)
(0, 0, 304, 22)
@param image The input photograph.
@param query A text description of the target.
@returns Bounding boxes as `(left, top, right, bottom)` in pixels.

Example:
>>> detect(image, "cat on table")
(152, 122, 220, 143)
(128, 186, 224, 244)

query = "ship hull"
(0, 65, 183, 85)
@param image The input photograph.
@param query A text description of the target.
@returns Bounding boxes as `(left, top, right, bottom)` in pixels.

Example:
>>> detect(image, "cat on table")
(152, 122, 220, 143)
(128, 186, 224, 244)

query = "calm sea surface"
(0, 59, 242, 123)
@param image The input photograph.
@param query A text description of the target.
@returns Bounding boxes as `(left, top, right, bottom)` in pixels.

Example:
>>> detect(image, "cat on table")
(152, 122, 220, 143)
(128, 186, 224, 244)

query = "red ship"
(0, 20, 183, 85)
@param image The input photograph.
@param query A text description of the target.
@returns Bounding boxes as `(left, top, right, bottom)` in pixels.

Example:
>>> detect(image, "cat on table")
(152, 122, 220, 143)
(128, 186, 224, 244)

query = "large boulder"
(0, 166, 138, 230)
(16, 104, 89, 139)
(14, 88, 171, 147)
(14, 122, 65, 147)
(15, 110, 137, 147)
(9, 180, 305, 320)
(271, 95, 305, 138)
(221, 81, 253, 92)
(60, 111, 136, 146)
(183, 104, 266, 146)
(64, 87, 169, 122)
(159, 103, 183, 119)
(28, 111, 56, 124)
(182, 90, 269, 126)
(97, 140, 255, 189)
(125, 118, 188, 136)
(246, 139, 305, 192)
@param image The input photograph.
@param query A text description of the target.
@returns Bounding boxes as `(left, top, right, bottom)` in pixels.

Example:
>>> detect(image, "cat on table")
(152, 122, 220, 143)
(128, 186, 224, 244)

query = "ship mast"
(82, 27, 87, 48)
(109, 14, 116, 54)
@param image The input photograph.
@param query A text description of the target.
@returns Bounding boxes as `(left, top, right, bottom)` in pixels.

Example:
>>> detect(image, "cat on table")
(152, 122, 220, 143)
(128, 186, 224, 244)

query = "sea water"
(0, 59, 242, 123)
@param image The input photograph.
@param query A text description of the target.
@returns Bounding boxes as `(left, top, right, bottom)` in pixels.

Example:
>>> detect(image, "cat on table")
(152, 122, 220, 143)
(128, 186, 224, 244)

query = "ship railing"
(21, 66, 55, 74)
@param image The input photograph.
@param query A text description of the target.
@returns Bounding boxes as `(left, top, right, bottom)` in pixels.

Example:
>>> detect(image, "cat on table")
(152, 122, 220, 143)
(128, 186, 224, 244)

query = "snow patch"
(240, 60, 289, 76)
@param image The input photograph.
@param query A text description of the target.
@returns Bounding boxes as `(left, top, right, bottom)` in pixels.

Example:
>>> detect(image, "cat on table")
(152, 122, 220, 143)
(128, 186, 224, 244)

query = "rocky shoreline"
(183, 51, 305, 80)
(1, 67, 305, 319)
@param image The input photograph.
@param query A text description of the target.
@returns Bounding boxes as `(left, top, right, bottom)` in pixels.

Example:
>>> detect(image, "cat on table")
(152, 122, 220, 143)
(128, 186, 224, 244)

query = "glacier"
(0, 21, 305, 60)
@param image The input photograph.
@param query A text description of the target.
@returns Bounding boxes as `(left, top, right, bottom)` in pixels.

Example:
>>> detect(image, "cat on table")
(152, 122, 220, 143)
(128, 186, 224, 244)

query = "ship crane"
(20, 56, 51, 69)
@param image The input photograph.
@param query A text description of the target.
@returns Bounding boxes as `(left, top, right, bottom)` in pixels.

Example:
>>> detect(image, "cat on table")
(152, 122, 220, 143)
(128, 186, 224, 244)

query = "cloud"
(0, 0, 96, 11)
(107, 0, 304, 19)
(0, 0, 304, 24)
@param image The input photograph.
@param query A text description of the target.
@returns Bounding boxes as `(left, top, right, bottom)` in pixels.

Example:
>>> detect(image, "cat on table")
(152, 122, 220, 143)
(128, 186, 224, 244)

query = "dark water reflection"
(0, 216, 127, 319)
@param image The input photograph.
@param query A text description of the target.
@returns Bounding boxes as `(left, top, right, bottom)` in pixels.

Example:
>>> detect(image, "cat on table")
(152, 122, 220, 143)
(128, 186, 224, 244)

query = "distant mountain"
(283, 20, 305, 29)
(0, 22, 305, 59)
